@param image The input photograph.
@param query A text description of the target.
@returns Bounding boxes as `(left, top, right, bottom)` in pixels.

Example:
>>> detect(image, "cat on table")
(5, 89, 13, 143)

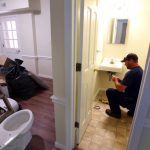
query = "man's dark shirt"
(121, 66, 143, 100)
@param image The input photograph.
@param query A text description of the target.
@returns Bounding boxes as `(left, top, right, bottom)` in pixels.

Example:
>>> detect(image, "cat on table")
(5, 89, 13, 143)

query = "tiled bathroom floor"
(76, 101, 133, 150)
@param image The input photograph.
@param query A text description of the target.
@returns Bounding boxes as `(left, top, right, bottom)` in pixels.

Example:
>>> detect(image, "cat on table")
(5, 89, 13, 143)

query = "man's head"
(121, 53, 138, 69)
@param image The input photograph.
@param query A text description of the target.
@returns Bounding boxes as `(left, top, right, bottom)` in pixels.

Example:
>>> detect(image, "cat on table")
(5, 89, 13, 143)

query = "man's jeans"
(106, 88, 136, 115)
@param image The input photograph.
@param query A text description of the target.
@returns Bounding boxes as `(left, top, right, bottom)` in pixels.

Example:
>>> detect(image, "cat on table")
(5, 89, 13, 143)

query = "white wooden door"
(0, 16, 22, 60)
(76, 0, 98, 143)
(127, 44, 150, 150)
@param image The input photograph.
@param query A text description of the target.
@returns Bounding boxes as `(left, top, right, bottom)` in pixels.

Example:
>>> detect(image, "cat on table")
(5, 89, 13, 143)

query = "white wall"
(96, 0, 150, 90)
(18, 13, 37, 73)
(50, 0, 66, 149)
(0, 0, 52, 78)
(34, 0, 52, 78)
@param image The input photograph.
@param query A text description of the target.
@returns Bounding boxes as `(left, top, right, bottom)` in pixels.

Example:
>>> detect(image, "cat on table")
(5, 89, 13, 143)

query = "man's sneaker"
(105, 109, 121, 119)
(127, 111, 134, 117)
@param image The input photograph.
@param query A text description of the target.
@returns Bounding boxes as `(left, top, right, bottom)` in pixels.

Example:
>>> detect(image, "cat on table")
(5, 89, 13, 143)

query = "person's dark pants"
(106, 88, 136, 115)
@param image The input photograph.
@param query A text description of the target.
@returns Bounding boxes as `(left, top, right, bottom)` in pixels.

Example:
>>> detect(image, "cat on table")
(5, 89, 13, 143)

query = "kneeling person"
(106, 53, 143, 118)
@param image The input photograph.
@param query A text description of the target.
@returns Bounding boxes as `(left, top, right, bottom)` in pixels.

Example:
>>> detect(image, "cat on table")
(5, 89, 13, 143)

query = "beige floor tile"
(126, 122, 132, 130)
(91, 134, 103, 145)
(103, 120, 110, 126)
(92, 114, 102, 121)
(119, 118, 128, 124)
(92, 110, 101, 115)
(78, 139, 91, 150)
(116, 121, 127, 129)
(113, 141, 126, 150)
(99, 148, 112, 150)
(95, 127, 106, 136)
(97, 120, 116, 132)
(101, 137, 115, 149)
(126, 128, 131, 137)
(99, 105, 107, 112)
(108, 118, 119, 125)
(105, 125, 116, 132)
(115, 134, 127, 145)
(96, 121, 106, 129)
(89, 120, 99, 127)
(87, 142, 102, 150)
(86, 125, 95, 133)
(82, 132, 93, 141)
(98, 115, 110, 122)
(116, 127, 127, 137)
(105, 130, 116, 139)
(78, 101, 132, 150)
(126, 117, 133, 124)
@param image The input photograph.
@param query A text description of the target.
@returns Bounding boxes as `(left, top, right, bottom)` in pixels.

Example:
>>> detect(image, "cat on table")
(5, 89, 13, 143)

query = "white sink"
(99, 58, 123, 73)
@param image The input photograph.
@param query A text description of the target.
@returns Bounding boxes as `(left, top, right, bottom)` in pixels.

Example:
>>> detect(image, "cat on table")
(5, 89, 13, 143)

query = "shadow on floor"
(25, 135, 45, 150)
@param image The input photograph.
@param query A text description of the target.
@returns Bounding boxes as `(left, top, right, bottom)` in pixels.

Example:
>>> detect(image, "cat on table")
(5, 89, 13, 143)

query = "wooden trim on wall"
(38, 74, 53, 79)
(55, 141, 66, 150)
(51, 95, 66, 106)
(22, 55, 52, 60)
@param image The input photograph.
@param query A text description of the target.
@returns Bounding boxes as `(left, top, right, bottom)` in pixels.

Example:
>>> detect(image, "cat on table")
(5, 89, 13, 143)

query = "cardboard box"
(0, 75, 6, 85)
(0, 55, 14, 67)
(0, 75, 9, 97)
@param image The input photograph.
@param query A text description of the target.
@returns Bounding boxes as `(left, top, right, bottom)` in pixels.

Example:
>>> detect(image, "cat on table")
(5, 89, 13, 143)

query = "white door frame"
(64, 0, 150, 149)
(127, 44, 150, 149)
(64, 0, 98, 148)
(64, 0, 76, 149)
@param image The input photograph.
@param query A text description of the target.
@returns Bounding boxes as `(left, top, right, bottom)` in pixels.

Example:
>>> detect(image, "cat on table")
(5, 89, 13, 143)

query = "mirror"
(109, 19, 128, 44)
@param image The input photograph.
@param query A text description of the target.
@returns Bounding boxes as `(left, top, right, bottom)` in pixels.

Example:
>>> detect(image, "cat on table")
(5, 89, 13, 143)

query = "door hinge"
(75, 121, 79, 128)
(76, 63, 81, 72)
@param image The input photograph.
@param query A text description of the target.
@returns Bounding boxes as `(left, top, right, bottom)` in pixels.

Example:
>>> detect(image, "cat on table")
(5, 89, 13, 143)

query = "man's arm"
(112, 76, 127, 92)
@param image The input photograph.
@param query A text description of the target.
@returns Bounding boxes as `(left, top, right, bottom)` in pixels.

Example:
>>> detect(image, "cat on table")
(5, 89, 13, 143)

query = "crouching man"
(105, 53, 143, 118)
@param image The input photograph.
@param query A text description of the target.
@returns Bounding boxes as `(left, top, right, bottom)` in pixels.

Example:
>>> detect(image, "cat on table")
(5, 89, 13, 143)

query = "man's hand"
(112, 75, 120, 82)
(112, 75, 126, 92)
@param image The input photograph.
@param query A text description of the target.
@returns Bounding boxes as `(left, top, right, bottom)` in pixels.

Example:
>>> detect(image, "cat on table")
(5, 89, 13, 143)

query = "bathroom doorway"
(74, 45, 150, 150)
(71, 0, 150, 149)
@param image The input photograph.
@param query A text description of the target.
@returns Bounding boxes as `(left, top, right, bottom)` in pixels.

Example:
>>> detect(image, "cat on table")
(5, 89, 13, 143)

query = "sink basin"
(99, 58, 123, 73)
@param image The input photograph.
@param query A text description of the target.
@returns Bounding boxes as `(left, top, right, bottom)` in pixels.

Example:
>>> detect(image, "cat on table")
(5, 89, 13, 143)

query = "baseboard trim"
(55, 141, 66, 150)
(99, 88, 107, 91)
(22, 55, 38, 59)
(22, 55, 52, 60)
(38, 74, 53, 79)
(51, 95, 66, 106)
(38, 56, 52, 60)
(93, 88, 101, 101)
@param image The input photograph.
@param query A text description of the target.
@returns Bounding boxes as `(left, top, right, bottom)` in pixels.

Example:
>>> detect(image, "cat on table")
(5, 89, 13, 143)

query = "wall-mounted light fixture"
(113, 0, 128, 18)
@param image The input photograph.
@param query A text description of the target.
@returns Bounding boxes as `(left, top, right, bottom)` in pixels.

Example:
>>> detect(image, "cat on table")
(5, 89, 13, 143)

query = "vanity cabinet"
(0, 0, 40, 12)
